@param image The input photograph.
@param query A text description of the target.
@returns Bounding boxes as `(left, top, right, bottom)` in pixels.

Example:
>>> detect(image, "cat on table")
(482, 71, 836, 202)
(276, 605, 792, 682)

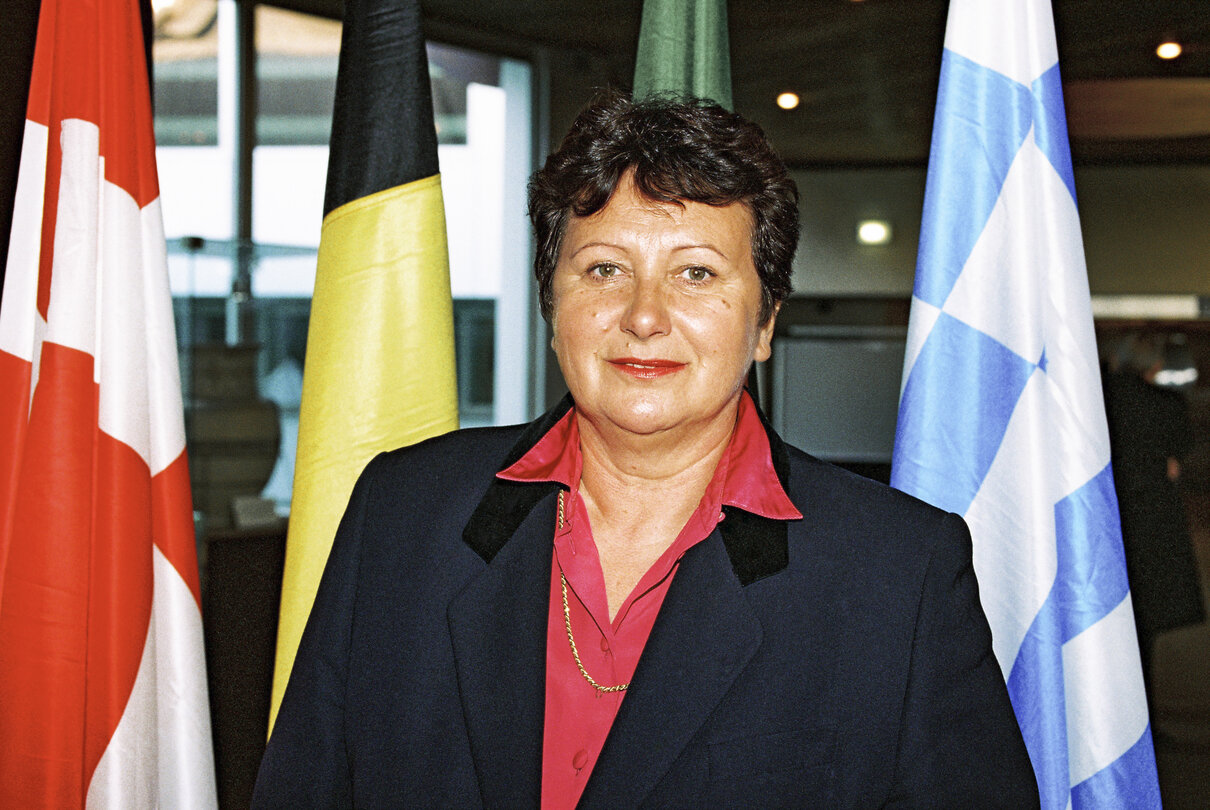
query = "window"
(154, 0, 534, 525)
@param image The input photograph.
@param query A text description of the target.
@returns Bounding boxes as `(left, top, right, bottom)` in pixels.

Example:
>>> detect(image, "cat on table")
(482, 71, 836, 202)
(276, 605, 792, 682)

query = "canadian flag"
(0, 0, 217, 807)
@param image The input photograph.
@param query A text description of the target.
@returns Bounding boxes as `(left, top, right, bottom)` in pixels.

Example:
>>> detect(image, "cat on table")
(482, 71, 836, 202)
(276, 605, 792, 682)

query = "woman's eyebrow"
(566, 240, 625, 259)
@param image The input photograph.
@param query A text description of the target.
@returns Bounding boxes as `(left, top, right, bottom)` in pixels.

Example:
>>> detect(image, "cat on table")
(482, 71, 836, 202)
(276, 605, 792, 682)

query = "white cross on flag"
(0, 0, 217, 806)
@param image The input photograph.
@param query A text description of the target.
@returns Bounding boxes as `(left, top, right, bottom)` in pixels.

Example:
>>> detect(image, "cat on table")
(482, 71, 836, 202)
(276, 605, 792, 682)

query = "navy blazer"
(254, 397, 1038, 808)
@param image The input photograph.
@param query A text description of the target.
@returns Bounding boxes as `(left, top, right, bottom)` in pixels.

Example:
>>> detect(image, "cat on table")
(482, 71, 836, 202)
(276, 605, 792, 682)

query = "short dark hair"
(527, 91, 798, 324)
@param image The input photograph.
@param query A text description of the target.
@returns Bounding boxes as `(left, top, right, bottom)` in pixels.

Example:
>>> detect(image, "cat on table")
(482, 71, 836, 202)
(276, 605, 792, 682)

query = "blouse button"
(572, 749, 590, 770)
(599, 637, 610, 653)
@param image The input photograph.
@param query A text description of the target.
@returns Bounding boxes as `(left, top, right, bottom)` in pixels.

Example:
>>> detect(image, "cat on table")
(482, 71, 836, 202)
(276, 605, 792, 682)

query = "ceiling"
(273, 0, 1210, 168)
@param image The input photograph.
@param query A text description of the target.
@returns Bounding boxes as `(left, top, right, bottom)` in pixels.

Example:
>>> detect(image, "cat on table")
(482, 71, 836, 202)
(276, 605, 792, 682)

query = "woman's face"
(550, 172, 775, 443)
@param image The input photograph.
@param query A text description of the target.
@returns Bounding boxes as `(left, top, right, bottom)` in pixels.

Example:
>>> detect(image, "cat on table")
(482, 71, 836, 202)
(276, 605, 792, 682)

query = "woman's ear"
(754, 302, 781, 363)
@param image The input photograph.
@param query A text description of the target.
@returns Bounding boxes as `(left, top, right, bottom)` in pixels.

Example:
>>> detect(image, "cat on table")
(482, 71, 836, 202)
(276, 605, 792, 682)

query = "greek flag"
(890, 1, 1162, 807)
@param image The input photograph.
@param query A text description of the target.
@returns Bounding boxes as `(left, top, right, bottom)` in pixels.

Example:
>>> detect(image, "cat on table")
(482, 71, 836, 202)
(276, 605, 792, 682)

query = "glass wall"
(153, 0, 534, 526)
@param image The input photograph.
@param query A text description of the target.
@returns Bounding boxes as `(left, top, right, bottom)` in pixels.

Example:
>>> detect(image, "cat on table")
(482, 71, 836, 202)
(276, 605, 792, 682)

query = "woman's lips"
(607, 358, 686, 379)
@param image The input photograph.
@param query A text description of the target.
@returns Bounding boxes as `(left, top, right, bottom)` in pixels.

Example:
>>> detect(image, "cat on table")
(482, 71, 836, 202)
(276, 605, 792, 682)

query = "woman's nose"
(619, 276, 671, 339)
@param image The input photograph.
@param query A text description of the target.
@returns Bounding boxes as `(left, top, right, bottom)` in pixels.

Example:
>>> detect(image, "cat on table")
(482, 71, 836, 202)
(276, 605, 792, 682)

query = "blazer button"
(572, 749, 590, 770)
(599, 637, 610, 653)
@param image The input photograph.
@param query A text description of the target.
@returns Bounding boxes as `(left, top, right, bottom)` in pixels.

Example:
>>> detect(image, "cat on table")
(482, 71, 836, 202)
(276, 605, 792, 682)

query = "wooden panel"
(202, 524, 288, 810)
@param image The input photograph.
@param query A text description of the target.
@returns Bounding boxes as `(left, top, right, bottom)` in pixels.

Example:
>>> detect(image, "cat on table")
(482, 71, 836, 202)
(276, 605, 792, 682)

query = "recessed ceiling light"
(857, 220, 892, 245)
(776, 92, 800, 110)
(1157, 41, 1182, 60)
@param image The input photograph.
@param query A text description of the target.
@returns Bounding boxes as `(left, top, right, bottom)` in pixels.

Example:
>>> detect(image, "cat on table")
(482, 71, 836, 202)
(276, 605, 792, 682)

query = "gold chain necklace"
(558, 490, 629, 694)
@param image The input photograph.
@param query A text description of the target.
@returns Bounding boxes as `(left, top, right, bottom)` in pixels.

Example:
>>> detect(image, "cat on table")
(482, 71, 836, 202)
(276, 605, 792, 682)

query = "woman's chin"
(607, 413, 675, 438)
(577, 397, 674, 438)
(582, 394, 737, 442)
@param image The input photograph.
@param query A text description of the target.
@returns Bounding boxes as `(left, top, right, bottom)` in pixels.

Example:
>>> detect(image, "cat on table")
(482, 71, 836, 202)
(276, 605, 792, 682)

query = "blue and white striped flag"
(891, 1, 1162, 807)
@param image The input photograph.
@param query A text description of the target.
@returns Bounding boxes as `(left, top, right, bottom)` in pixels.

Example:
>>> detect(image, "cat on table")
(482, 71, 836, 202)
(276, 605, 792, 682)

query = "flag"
(0, 0, 217, 805)
(633, 0, 732, 108)
(890, 1, 1161, 807)
(634, 0, 756, 395)
(267, 0, 458, 730)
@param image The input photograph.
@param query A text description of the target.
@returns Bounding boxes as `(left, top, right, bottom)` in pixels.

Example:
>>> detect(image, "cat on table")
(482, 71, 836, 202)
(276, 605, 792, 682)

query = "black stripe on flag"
(324, 0, 440, 217)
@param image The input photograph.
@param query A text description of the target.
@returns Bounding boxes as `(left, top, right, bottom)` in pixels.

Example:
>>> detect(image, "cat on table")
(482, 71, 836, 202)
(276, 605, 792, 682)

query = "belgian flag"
(268, 0, 458, 730)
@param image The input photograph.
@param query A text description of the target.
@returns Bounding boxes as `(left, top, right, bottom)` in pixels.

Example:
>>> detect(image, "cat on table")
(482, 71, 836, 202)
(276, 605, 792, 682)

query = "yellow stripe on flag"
(269, 173, 458, 730)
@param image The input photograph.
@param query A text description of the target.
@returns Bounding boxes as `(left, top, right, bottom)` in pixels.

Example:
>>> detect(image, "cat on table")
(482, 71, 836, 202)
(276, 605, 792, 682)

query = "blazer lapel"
(447, 487, 557, 809)
(444, 391, 791, 808)
(578, 531, 764, 809)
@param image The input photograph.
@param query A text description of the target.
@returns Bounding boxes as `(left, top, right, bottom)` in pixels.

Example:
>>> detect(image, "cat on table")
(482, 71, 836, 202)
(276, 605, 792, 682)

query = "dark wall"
(0, 0, 41, 303)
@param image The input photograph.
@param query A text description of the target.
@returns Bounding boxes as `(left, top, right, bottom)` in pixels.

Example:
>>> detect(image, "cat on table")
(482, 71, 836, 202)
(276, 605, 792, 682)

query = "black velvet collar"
(461, 392, 793, 586)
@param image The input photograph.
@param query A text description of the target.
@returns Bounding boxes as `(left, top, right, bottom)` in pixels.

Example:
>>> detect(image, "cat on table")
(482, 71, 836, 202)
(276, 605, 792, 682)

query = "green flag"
(632, 0, 732, 108)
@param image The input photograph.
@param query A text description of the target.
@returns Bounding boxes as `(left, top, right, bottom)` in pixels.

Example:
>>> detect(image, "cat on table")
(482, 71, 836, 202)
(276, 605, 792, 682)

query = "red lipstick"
(608, 357, 685, 379)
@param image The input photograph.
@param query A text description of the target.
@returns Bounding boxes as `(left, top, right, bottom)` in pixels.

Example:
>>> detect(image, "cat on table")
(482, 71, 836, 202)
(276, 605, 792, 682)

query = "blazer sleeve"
(884, 512, 1040, 808)
(251, 456, 381, 809)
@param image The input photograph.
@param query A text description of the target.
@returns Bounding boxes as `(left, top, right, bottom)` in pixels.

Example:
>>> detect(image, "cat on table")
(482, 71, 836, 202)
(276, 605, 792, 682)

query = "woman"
(254, 92, 1037, 808)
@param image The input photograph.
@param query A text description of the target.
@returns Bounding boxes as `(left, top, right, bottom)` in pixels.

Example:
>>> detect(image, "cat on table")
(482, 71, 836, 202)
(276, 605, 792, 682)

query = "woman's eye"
(589, 263, 619, 279)
(681, 266, 714, 283)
